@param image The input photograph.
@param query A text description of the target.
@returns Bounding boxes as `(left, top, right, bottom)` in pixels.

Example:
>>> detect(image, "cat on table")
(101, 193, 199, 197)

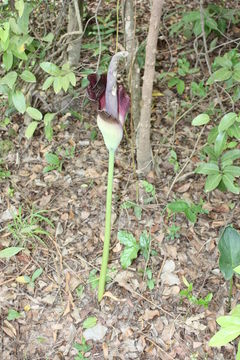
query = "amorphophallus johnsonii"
(87, 52, 130, 301)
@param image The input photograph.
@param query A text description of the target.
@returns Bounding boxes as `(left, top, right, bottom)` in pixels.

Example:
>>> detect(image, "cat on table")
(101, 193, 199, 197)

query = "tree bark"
(136, 0, 164, 174)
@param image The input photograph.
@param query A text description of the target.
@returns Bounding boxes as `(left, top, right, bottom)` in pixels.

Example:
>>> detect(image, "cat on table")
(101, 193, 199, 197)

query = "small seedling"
(141, 180, 155, 204)
(180, 276, 212, 308)
(146, 268, 155, 290)
(76, 284, 84, 298)
(88, 267, 116, 291)
(209, 304, 240, 357)
(167, 198, 207, 223)
(168, 149, 179, 173)
(16, 268, 43, 289)
(118, 230, 151, 268)
(43, 152, 63, 173)
(121, 200, 142, 220)
(192, 112, 240, 194)
(8, 207, 54, 245)
(74, 337, 92, 360)
(166, 224, 180, 241)
(83, 316, 97, 329)
(7, 309, 22, 321)
(0, 160, 11, 179)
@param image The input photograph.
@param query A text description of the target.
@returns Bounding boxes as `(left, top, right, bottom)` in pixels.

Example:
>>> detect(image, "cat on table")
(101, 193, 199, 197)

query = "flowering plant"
(87, 52, 130, 301)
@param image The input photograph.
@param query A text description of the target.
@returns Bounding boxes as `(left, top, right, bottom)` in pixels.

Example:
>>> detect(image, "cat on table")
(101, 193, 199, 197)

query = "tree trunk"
(123, 0, 141, 131)
(136, 0, 164, 174)
(67, 0, 83, 67)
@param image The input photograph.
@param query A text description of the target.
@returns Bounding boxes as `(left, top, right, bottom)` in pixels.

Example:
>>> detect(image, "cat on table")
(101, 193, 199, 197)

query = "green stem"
(228, 276, 233, 312)
(98, 149, 115, 301)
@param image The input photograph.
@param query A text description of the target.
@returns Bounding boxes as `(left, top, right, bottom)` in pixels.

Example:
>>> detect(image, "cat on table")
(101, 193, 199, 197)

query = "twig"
(95, 0, 102, 71)
(199, 0, 224, 112)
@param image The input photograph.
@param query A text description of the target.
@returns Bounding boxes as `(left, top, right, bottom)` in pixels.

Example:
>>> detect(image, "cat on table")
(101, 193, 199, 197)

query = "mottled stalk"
(98, 149, 115, 301)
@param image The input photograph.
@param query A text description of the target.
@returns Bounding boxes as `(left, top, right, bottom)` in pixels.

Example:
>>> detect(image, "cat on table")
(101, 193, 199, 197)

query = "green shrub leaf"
(12, 90, 26, 113)
(192, 113, 210, 126)
(26, 107, 42, 120)
(0, 71, 18, 89)
(40, 62, 60, 76)
(207, 68, 232, 84)
(25, 121, 38, 139)
(20, 70, 36, 83)
(205, 174, 222, 192)
(218, 113, 237, 132)
(0, 247, 24, 258)
(195, 162, 219, 175)
(218, 226, 240, 280)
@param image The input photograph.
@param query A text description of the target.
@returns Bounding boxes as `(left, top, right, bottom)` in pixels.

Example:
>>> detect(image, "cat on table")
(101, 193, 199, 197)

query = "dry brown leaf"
(103, 291, 126, 302)
(141, 309, 160, 321)
(103, 342, 109, 359)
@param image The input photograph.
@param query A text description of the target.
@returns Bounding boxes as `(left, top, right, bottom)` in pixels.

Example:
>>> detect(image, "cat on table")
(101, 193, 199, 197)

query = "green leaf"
(139, 231, 150, 261)
(176, 79, 185, 95)
(222, 174, 240, 194)
(195, 162, 219, 175)
(207, 68, 232, 84)
(218, 226, 240, 280)
(45, 153, 59, 166)
(184, 208, 196, 223)
(31, 268, 43, 282)
(0, 71, 18, 90)
(167, 200, 189, 213)
(205, 17, 218, 30)
(0, 247, 24, 258)
(26, 107, 42, 120)
(44, 113, 56, 125)
(218, 113, 237, 132)
(118, 230, 137, 247)
(20, 70, 36, 83)
(40, 62, 60, 76)
(214, 132, 226, 157)
(53, 77, 62, 94)
(168, 77, 179, 88)
(25, 121, 38, 139)
(222, 149, 240, 168)
(68, 72, 76, 86)
(217, 315, 240, 328)
(61, 75, 70, 92)
(15, 0, 25, 17)
(7, 309, 22, 321)
(209, 328, 240, 347)
(42, 33, 54, 43)
(234, 264, 240, 274)
(88, 269, 98, 290)
(237, 342, 240, 360)
(83, 316, 97, 329)
(192, 113, 210, 126)
(134, 205, 142, 220)
(224, 166, 240, 177)
(3, 51, 13, 71)
(233, 69, 240, 82)
(42, 76, 54, 90)
(205, 174, 222, 192)
(120, 245, 140, 269)
(12, 90, 26, 113)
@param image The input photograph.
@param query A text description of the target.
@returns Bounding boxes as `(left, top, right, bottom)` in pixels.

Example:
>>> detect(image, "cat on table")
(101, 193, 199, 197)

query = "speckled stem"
(98, 149, 115, 301)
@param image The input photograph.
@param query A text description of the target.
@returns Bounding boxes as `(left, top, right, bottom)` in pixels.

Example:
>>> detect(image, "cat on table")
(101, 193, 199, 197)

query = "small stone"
(83, 324, 107, 341)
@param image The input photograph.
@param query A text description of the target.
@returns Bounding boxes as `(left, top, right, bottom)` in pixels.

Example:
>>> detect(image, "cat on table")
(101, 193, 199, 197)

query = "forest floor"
(1, 1, 240, 359)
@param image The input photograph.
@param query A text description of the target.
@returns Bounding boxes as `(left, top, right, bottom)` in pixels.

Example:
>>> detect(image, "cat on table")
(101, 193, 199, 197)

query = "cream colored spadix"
(97, 114, 123, 152)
